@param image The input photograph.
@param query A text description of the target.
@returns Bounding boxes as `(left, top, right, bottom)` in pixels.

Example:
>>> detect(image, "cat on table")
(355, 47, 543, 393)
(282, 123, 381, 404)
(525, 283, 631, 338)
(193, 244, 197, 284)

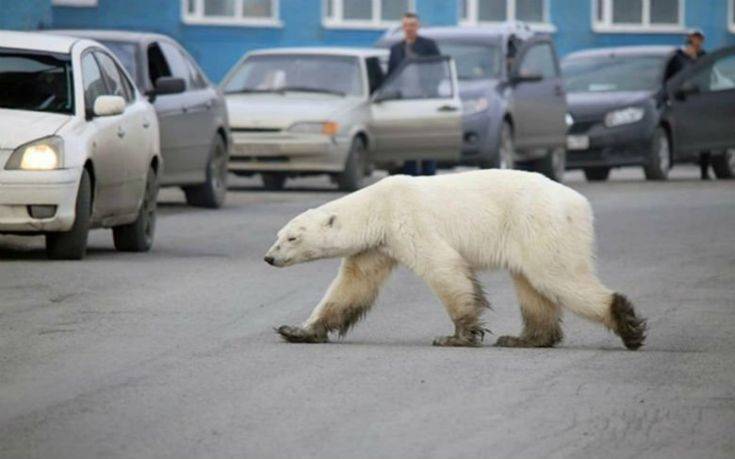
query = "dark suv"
(377, 23, 568, 181)
(54, 30, 231, 206)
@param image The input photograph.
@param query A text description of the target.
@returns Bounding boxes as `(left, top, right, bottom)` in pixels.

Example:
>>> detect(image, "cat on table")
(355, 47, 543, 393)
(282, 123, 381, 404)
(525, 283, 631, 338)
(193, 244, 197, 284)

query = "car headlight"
(462, 97, 489, 115)
(604, 107, 645, 128)
(288, 121, 340, 136)
(5, 136, 64, 170)
(565, 113, 574, 128)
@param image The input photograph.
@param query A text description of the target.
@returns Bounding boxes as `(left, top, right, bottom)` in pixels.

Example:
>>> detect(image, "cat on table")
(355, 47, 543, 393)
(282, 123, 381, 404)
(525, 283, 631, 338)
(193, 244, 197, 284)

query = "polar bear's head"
(264, 208, 351, 267)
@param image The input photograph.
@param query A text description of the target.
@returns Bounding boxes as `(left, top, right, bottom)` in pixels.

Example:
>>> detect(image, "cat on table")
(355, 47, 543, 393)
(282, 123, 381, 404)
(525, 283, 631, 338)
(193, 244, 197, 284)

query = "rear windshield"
(0, 50, 74, 114)
(99, 40, 140, 87)
(436, 42, 501, 80)
(562, 54, 667, 93)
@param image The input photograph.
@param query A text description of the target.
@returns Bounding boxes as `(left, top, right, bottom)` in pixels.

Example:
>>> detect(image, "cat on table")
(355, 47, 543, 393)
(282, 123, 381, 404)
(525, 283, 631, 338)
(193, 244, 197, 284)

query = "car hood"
(0, 109, 72, 150)
(566, 91, 652, 119)
(458, 78, 500, 99)
(225, 94, 362, 129)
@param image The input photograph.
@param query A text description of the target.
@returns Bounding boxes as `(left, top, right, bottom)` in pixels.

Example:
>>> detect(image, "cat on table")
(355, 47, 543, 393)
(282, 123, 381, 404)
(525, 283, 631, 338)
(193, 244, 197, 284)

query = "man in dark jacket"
(663, 29, 711, 179)
(387, 12, 441, 176)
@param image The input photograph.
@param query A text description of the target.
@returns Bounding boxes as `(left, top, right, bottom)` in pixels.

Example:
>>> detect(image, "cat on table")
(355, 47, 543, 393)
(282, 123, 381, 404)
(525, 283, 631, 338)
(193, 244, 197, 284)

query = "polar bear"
(265, 170, 646, 349)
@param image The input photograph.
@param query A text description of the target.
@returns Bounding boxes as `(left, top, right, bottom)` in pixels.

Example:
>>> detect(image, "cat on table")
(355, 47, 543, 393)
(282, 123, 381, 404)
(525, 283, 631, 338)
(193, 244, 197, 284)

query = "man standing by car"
(388, 12, 441, 176)
(664, 29, 711, 179)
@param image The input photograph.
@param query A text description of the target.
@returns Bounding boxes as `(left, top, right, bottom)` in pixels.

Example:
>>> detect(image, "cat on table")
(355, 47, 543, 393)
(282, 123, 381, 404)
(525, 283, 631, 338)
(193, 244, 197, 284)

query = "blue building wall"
(4, 0, 732, 82)
(0, 0, 52, 30)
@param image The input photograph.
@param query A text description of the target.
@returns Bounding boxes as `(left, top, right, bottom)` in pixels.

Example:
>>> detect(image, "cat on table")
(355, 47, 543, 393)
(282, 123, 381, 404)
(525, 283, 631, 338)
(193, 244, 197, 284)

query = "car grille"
(569, 119, 600, 135)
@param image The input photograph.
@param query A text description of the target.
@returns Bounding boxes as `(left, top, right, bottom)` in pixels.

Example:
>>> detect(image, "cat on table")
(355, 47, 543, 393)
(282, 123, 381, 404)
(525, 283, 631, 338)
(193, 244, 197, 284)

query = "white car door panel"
(369, 57, 462, 162)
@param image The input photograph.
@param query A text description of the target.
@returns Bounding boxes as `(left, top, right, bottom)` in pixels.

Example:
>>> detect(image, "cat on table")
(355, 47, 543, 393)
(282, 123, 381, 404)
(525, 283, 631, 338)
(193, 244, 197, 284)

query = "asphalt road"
(1, 166, 734, 459)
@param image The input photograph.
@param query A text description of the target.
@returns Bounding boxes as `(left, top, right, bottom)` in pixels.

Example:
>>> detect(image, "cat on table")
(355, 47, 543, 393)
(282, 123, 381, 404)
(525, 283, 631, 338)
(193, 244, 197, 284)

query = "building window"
(593, 0, 684, 32)
(459, 0, 553, 31)
(52, 0, 98, 6)
(323, 0, 415, 29)
(182, 0, 281, 27)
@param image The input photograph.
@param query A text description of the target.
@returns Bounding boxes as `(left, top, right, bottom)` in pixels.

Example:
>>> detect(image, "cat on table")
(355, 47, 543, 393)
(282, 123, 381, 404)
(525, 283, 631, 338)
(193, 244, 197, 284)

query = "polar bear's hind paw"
(276, 325, 328, 343)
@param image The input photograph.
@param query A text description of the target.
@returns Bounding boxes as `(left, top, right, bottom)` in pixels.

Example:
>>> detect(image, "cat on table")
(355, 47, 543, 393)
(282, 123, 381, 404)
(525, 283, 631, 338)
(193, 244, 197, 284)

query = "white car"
(0, 31, 163, 259)
(221, 48, 462, 191)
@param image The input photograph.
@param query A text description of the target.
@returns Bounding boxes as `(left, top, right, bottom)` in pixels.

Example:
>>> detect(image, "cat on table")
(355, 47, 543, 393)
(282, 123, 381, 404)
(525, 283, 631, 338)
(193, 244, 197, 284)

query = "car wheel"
(336, 137, 366, 192)
(711, 149, 735, 179)
(112, 166, 158, 252)
(183, 136, 228, 208)
(46, 169, 92, 260)
(643, 128, 670, 181)
(584, 167, 611, 182)
(262, 173, 286, 191)
(529, 147, 566, 182)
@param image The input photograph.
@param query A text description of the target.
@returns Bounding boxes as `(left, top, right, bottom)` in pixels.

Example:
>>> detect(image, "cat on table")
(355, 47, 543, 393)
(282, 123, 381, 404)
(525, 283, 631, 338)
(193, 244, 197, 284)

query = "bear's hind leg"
(277, 250, 395, 343)
(496, 273, 563, 348)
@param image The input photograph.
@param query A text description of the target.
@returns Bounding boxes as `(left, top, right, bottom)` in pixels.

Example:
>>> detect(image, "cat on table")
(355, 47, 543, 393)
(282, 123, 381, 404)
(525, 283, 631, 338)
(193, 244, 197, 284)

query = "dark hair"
(403, 12, 419, 20)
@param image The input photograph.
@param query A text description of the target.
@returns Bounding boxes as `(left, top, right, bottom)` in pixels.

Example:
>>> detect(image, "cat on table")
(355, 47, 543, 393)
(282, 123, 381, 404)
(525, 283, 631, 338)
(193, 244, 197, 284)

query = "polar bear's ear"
(325, 214, 337, 228)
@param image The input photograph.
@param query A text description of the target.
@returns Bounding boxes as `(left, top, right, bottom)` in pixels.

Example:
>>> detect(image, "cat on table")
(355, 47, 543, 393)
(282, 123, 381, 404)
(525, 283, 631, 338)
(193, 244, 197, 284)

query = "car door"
(368, 56, 462, 162)
(95, 50, 153, 214)
(80, 51, 128, 218)
(509, 39, 567, 151)
(665, 46, 735, 155)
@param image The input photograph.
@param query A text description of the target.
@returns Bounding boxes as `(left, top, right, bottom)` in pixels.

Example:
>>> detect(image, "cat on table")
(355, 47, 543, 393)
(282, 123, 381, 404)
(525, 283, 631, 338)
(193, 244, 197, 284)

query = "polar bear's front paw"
(432, 335, 482, 347)
(276, 325, 328, 344)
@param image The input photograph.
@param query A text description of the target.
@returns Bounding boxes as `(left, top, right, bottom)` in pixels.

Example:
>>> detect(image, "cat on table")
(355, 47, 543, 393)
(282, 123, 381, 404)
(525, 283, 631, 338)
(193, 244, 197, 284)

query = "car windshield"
(99, 40, 139, 86)
(436, 42, 501, 80)
(222, 54, 363, 96)
(0, 50, 74, 114)
(562, 54, 667, 93)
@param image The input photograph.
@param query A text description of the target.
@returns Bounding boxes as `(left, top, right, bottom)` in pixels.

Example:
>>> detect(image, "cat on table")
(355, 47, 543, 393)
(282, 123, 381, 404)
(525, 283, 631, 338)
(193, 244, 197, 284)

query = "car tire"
(336, 137, 366, 192)
(584, 167, 611, 182)
(643, 128, 670, 181)
(711, 149, 735, 179)
(261, 173, 286, 191)
(183, 136, 228, 208)
(528, 147, 566, 182)
(46, 169, 92, 260)
(112, 166, 158, 252)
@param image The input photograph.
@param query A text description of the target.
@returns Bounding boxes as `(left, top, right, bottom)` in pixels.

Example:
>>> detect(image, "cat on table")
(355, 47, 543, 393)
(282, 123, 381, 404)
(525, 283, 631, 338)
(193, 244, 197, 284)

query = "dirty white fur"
(266, 169, 617, 345)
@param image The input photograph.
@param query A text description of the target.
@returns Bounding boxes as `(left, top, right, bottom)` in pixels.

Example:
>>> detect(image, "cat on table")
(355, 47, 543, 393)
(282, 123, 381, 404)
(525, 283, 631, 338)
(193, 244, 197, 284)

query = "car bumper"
(228, 132, 351, 173)
(566, 120, 654, 169)
(0, 168, 80, 233)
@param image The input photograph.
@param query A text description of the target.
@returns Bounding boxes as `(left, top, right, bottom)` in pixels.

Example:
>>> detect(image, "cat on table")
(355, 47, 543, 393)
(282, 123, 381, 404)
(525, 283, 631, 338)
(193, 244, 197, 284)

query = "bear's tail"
(610, 293, 647, 350)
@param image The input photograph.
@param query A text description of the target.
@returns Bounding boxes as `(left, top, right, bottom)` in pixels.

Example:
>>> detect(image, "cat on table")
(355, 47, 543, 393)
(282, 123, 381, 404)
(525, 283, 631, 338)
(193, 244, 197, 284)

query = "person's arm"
(387, 43, 401, 75)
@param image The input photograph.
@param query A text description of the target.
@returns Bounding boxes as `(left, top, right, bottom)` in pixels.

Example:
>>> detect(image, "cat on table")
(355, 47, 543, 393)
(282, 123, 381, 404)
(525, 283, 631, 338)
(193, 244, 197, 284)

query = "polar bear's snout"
(264, 242, 288, 267)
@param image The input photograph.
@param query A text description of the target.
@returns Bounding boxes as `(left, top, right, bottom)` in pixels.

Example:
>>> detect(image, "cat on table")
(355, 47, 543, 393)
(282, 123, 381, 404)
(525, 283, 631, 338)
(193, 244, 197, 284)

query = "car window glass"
(95, 51, 132, 103)
(100, 40, 139, 87)
(181, 49, 207, 89)
(365, 57, 384, 94)
(700, 54, 735, 92)
(379, 58, 453, 100)
(81, 52, 108, 110)
(147, 43, 171, 87)
(520, 43, 557, 79)
(159, 41, 190, 89)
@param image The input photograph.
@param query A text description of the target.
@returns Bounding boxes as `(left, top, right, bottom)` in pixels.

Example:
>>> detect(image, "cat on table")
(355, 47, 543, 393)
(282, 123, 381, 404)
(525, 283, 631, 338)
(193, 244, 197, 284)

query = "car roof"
(377, 23, 538, 45)
(0, 30, 82, 54)
(564, 45, 677, 60)
(48, 29, 173, 45)
(247, 47, 388, 58)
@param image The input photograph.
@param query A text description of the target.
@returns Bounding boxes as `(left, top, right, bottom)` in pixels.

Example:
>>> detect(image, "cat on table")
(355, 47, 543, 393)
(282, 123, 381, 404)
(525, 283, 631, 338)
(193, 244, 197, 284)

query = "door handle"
(437, 105, 459, 112)
(117, 127, 126, 138)
(142, 120, 150, 129)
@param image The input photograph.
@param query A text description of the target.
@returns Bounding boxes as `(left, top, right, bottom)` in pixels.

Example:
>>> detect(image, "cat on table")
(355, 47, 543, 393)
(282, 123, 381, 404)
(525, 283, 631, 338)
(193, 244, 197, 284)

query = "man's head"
(686, 29, 705, 52)
(402, 12, 420, 43)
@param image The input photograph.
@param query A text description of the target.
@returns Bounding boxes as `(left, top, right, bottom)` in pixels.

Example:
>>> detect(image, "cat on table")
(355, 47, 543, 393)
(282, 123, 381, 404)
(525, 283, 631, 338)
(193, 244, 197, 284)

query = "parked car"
(221, 47, 462, 191)
(53, 30, 231, 207)
(562, 45, 735, 181)
(376, 23, 568, 181)
(0, 31, 162, 259)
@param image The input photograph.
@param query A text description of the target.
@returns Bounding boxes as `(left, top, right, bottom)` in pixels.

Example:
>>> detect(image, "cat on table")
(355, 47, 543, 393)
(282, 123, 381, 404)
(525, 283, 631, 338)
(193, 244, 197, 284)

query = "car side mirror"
(153, 77, 186, 97)
(92, 95, 126, 117)
(510, 72, 543, 85)
(674, 81, 700, 100)
(372, 88, 402, 103)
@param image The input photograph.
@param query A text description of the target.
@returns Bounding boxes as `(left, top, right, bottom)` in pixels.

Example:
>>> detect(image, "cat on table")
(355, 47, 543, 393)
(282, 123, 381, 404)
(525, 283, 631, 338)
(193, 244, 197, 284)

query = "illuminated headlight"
(462, 97, 489, 115)
(604, 107, 644, 128)
(5, 136, 64, 170)
(288, 121, 340, 136)
(565, 113, 574, 128)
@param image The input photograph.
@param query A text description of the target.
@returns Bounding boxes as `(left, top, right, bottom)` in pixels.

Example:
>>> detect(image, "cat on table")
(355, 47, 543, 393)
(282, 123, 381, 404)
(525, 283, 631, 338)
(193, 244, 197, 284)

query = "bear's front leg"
(276, 251, 395, 343)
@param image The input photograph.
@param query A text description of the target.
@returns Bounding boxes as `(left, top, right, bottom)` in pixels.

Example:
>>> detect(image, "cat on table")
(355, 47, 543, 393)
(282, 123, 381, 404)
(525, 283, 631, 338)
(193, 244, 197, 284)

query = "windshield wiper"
(278, 86, 346, 96)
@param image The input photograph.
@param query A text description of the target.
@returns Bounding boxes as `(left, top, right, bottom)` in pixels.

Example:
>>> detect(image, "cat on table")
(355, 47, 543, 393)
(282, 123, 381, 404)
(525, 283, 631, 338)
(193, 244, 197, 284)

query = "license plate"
(567, 135, 589, 150)
(234, 144, 281, 156)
